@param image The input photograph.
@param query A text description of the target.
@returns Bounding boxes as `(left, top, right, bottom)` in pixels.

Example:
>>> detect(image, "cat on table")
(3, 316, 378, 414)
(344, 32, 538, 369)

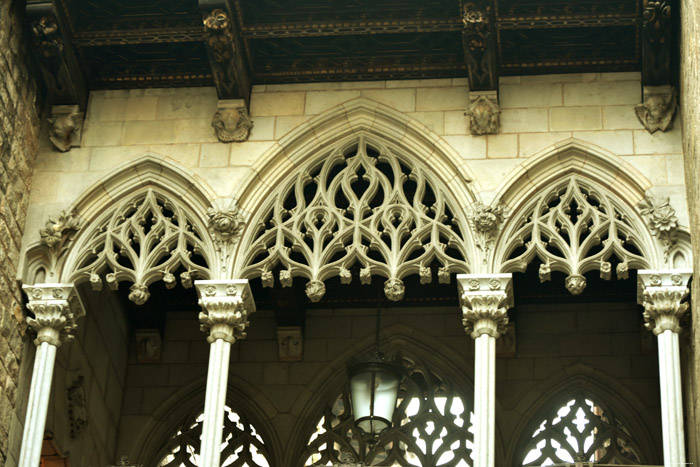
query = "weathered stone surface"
(0, 1, 40, 463)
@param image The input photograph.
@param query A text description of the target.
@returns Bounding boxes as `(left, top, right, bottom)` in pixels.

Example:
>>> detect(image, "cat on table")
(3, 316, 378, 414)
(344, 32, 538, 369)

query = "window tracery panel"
(499, 178, 650, 295)
(520, 394, 643, 466)
(69, 189, 210, 303)
(302, 358, 474, 467)
(240, 137, 472, 302)
(157, 407, 271, 467)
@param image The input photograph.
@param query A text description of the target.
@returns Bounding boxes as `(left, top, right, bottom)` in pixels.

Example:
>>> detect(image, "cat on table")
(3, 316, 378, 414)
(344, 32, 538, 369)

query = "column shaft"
(658, 330, 686, 467)
(200, 338, 232, 467)
(473, 333, 496, 467)
(18, 342, 58, 467)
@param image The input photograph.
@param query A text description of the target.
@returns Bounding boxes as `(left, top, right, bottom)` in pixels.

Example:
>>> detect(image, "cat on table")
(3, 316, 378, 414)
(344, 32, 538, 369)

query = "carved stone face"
(211, 107, 253, 142)
(645, 94, 669, 122)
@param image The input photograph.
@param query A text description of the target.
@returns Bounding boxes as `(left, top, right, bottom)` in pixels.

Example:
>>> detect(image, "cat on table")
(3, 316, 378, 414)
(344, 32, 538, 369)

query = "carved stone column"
(19, 284, 84, 467)
(196, 280, 254, 467)
(457, 274, 513, 467)
(638, 269, 692, 467)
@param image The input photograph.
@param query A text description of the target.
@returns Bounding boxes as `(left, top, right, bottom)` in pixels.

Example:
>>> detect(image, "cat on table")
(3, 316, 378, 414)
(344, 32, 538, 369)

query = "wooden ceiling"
(27, 0, 652, 92)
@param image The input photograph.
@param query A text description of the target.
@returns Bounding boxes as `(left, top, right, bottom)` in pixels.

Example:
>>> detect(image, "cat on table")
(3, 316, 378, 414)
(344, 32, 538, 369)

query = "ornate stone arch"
(229, 99, 480, 301)
(22, 155, 219, 305)
(284, 323, 507, 467)
(124, 377, 282, 467)
(490, 140, 673, 294)
(505, 363, 661, 466)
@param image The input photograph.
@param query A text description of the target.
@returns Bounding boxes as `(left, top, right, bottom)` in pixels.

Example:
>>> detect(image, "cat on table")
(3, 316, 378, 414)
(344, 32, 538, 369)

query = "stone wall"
(23, 71, 688, 242)
(0, 0, 41, 464)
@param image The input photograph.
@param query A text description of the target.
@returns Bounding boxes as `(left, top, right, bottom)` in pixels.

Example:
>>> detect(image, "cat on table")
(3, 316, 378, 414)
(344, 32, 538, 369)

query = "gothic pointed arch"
(230, 99, 479, 301)
(284, 324, 507, 467)
(490, 140, 665, 294)
(22, 155, 219, 305)
(506, 363, 661, 466)
(122, 377, 281, 467)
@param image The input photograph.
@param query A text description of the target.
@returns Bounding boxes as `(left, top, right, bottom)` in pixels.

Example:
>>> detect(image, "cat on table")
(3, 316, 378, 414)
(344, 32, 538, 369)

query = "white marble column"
(18, 284, 84, 467)
(457, 274, 513, 467)
(638, 269, 692, 467)
(195, 280, 255, 467)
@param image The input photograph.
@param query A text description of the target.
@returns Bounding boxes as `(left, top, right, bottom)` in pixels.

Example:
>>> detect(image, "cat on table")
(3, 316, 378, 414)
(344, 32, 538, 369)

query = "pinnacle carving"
(638, 192, 678, 262)
(638, 270, 691, 335)
(457, 274, 513, 339)
(635, 86, 676, 133)
(468, 202, 505, 264)
(196, 280, 255, 344)
(23, 284, 84, 347)
(466, 92, 499, 135)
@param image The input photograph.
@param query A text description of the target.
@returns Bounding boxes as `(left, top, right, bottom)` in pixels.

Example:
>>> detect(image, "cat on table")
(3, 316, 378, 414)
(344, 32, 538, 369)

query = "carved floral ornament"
(637, 192, 678, 262)
(237, 136, 473, 302)
(497, 177, 652, 295)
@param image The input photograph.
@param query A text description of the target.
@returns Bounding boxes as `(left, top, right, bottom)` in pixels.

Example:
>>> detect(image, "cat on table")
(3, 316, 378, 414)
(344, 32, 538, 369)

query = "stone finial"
(638, 269, 691, 335)
(638, 192, 678, 262)
(212, 99, 253, 142)
(466, 91, 499, 135)
(457, 274, 513, 339)
(39, 210, 81, 249)
(468, 202, 506, 264)
(635, 86, 677, 133)
(23, 284, 84, 347)
(195, 280, 255, 344)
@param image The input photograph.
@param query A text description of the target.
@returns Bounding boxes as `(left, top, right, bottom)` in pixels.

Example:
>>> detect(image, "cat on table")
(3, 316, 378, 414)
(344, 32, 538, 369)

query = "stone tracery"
(497, 177, 651, 295)
(237, 136, 473, 302)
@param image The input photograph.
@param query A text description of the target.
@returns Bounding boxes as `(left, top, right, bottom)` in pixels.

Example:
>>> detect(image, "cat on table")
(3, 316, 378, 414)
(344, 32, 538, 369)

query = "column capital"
(457, 274, 513, 339)
(22, 283, 84, 347)
(637, 269, 692, 335)
(195, 279, 255, 344)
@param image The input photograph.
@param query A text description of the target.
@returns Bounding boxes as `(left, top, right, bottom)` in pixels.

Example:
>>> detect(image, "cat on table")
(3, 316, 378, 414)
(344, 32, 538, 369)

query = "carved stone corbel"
(635, 85, 677, 133)
(466, 91, 499, 135)
(277, 326, 303, 361)
(48, 105, 84, 152)
(211, 99, 253, 142)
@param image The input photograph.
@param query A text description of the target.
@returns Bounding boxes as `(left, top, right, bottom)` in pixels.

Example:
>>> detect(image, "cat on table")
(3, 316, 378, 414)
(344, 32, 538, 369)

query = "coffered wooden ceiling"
(42, 0, 646, 89)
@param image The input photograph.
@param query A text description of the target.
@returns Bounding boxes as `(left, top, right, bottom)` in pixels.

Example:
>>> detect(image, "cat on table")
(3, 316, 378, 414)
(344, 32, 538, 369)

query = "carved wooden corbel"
(461, 1, 498, 92)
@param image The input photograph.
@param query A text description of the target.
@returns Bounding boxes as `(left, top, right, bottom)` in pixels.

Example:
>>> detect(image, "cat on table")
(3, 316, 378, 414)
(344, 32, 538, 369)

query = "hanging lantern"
(347, 351, 403, 435)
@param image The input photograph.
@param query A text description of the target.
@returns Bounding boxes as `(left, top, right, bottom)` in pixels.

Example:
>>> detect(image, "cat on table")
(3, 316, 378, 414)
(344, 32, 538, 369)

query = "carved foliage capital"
(638, 269, 692, 334)
(23, 284, 84, 346)
(457, 274, 513, 339)
(635, 86, 676, 133)
(466, 93, 499, 135)
(196, 280, 255, 343)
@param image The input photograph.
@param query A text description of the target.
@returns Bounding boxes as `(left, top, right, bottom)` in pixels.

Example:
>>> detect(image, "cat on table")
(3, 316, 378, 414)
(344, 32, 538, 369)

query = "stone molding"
(637, 269, 692, 335)
(195, 280, 255, 344)
(457, 274, 513, 339)
(23, 283, 84, 347)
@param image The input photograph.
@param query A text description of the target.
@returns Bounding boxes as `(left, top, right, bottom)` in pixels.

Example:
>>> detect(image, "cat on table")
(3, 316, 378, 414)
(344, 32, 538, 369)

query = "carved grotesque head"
(211, 107, 253, 142)
(49, 115, 77, 152)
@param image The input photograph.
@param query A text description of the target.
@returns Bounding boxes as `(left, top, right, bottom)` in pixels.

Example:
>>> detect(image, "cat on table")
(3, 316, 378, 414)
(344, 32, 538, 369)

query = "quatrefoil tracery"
(239, 137, 472, 302)
(499, 178, 650, 294)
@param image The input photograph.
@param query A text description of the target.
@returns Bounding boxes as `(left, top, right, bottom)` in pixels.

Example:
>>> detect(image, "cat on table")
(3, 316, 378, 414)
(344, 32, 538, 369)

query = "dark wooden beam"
(199, 0, 252, 106)
(26, 0, 87, 110)
(641, 0, 673, 86)
(461, 0, 498, 92)
(241, 19, 462, 38)
(74, 27, 204, 46)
